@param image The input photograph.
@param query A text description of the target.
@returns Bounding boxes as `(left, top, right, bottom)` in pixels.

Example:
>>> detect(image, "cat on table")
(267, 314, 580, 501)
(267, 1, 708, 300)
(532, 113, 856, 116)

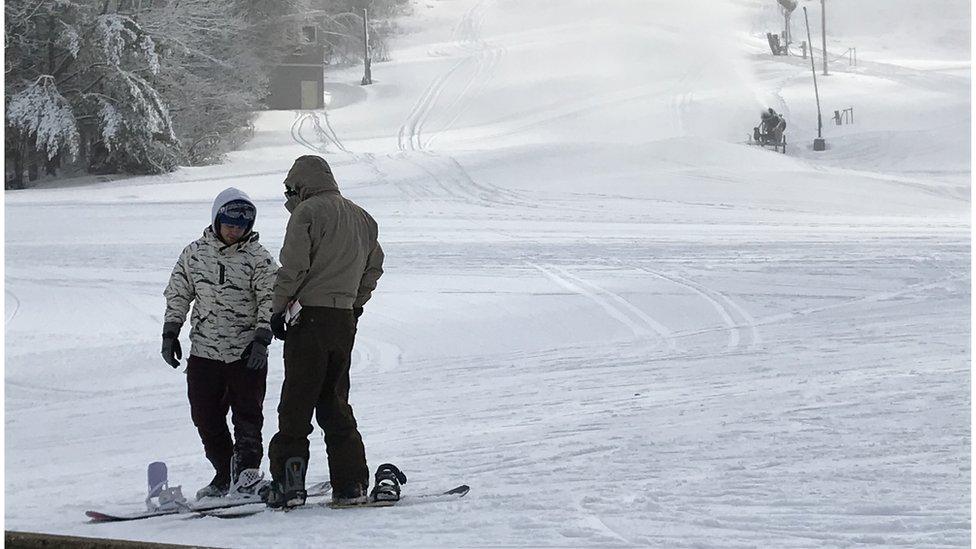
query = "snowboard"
(85, 462, 331, 523)
(200, 484, 470, 519)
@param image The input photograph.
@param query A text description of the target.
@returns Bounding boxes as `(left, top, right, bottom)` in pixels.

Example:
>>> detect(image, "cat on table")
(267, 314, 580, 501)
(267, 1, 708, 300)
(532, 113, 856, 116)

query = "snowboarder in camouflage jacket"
(162, 187, 278, 500)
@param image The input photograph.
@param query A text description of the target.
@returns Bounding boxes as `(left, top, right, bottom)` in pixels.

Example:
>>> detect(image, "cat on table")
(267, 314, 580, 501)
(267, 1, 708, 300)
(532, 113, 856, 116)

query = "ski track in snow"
(529, 262, 678, 354)
(5, 287, 21, 324)
(634, 265, 760, 352)
(352, 335, 403, 374)
(397, 0, 497, 153)
(291, 110, 350, 154)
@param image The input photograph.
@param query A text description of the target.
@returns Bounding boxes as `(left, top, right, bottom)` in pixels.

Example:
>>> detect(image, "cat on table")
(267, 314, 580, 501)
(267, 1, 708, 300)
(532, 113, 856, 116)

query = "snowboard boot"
(264, 457, 307, 509)
(264, 482, 307, 509)
(331, 484, 368, 506)
(368, 463, 407, 503)
(195, 473, 230, 500)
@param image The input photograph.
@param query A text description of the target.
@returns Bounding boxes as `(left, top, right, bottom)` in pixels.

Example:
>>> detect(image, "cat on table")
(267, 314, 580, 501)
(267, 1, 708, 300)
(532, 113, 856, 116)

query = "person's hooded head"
(211, 187, 257, 245)
(282, 155, 339, 213)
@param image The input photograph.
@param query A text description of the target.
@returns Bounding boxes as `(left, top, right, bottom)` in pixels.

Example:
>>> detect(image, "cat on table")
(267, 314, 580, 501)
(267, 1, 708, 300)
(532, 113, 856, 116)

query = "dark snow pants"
(268, 307, 368, 494)
(186, 355, 267, 483)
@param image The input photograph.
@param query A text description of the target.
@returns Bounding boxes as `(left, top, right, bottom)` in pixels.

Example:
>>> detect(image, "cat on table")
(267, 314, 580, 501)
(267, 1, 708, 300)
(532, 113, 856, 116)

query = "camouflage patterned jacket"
(164, 227, 278, 363)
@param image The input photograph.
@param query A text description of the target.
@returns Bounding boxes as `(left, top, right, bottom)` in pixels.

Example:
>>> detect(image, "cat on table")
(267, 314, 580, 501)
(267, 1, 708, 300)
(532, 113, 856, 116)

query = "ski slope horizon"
(5, 0, 971, 547)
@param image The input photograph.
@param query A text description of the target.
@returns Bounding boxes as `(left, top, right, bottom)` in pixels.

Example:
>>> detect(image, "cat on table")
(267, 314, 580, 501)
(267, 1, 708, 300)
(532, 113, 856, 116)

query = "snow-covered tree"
(305, 0, 410, 64)
(81, 13, 177, 173)
(5, 1, 176, 187)
(7, 75, 80, 163)
(136, 0, 270, 165)
(5, 0, 410, 187)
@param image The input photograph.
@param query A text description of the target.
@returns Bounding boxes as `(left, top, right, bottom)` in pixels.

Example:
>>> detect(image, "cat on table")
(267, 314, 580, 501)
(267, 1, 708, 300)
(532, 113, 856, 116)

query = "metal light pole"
(777, 0, 798, 54)
(361, 8, 372, 85)
(821, 0, 828, 76)
(804, 7, 826, 151)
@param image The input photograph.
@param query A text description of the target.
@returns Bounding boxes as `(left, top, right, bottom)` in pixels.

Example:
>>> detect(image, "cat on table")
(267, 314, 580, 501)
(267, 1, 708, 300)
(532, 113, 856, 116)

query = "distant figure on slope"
(754, 108, 786, 145)
(264, 155, 385, 509)
(161, 187, 278, 500)
(754, 109, 771, 143)
(769, 111, 787, 144)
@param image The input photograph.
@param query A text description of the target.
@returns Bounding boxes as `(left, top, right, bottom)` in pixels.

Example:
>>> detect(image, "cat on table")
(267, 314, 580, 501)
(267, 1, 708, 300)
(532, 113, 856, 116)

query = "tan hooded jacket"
(273, 155, 384, 314)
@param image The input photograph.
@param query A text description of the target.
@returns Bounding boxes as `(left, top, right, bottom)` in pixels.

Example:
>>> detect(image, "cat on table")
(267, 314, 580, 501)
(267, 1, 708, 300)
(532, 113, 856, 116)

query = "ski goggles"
(217, 203, 255, 220)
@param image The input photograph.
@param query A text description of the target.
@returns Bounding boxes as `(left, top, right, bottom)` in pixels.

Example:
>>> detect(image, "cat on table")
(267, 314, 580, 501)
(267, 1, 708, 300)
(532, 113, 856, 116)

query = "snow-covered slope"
(5, 0, 970, 547)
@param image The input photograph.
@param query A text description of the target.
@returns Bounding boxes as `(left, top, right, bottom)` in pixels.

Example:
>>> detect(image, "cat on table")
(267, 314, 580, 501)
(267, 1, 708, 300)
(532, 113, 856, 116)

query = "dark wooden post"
(361, 8, 372, 85)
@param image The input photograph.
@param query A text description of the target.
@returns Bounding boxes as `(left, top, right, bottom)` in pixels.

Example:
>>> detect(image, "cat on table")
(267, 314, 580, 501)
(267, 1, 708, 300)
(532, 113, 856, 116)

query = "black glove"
(161, 321, 183, 368)
(270, 312, 287, 341)
(242, 328, 272, 370)
(353, 307, 363, 319)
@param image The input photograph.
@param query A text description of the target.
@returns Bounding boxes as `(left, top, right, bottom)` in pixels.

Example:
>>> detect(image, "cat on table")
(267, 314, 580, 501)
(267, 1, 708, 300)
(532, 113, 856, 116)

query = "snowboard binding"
(228, 453, 269, 500)
(228, 468, 268, 499)
(369, 463, 407, 503)
(264, 457, 307, 509)
(145, 461, 186, 512)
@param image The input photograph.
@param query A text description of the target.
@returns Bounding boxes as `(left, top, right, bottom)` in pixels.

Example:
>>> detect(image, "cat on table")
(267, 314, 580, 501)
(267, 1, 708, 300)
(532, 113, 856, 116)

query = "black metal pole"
(821, 0, 828, 76)
(804, 7, 826, 149)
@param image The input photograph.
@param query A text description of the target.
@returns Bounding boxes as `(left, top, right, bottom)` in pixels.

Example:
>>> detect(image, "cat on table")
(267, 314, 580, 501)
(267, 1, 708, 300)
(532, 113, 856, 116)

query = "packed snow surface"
(5, 0, 970, 547)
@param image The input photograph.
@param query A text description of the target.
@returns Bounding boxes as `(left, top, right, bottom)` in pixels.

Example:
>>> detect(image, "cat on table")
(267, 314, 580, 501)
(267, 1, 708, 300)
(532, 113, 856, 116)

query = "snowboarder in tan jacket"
(162, 187, 278, 500)
(264, 155, 384, 508)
